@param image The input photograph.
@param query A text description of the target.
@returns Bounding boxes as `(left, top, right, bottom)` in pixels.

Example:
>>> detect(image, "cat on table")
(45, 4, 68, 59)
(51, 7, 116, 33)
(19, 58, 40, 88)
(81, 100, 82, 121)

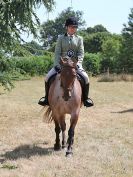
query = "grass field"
(0, 77, 133, 177)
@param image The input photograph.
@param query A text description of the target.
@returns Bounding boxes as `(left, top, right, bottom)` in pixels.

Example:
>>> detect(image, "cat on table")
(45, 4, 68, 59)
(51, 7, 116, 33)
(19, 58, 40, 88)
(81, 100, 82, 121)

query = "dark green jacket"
(54, 34, 84, 67)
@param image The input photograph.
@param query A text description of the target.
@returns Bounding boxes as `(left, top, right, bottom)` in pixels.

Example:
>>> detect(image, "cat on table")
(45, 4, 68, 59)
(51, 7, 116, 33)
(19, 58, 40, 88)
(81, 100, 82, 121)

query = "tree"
(120, 8, 133, 72)
(40, 20, 56, 47)
(0, 0, 55, 51)
(83, 53, 101, 75)
(21, 41, 44, 56)
(82, 25, 110, 53)
(86, 25, 108, 34)
(101, 35, 123, 72)
(0, 0, 55, 89)
(84, 32, 111, 53)
(40, 7, 85, 47)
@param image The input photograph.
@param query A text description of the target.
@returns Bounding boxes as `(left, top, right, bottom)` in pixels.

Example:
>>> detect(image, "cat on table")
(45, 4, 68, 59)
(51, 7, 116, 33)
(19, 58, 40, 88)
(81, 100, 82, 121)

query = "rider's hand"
(77, 61, 82, 69)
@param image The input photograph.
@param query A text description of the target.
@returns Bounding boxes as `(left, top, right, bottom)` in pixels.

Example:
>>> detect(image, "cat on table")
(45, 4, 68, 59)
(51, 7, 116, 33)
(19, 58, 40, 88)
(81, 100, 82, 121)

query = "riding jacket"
(45, 33, 89, 84)
(54, 33, 84, 68)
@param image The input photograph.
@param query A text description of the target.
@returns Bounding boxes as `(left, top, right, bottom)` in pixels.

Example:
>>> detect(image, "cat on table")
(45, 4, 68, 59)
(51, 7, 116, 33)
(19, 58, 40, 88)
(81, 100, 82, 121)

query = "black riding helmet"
(65, 17, 78, 27)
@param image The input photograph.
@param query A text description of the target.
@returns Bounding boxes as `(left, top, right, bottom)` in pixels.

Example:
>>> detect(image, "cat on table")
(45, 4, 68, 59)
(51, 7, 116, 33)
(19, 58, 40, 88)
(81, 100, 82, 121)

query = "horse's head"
(60, 57, 77, 101)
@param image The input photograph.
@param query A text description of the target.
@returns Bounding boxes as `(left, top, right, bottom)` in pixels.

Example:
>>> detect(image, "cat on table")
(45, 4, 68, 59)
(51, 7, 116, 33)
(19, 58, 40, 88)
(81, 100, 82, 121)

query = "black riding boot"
(83, 83, 94, 107)
(38, 82, 49, 106)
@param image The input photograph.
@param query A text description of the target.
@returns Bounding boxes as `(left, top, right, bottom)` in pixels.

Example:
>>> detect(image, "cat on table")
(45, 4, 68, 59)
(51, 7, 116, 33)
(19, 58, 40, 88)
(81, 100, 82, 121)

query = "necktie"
(69, 36, 73, 45)
(67, 36, 74, 57)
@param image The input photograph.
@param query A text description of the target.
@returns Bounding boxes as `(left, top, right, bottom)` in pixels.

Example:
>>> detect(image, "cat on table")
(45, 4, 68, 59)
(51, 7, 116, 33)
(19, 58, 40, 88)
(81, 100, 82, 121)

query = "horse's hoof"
(62, 145, 66, 149)
(54, 144, 61, 151)
(62, 146, 67, 151)
(66, 151, 73, 157)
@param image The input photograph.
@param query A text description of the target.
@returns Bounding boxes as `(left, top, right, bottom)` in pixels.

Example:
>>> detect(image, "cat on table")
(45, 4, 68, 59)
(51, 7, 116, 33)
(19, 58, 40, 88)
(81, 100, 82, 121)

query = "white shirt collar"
(67, 33, 75, 37)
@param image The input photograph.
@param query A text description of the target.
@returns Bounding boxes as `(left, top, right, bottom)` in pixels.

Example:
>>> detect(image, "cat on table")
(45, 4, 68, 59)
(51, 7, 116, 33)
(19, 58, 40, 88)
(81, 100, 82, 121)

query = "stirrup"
(38, 97, 49, 106)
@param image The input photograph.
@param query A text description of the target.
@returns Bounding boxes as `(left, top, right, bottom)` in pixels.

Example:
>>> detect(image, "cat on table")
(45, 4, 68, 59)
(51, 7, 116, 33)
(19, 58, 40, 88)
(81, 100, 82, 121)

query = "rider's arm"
(77, 36, 84, 67)
(54, 35, 62, 67)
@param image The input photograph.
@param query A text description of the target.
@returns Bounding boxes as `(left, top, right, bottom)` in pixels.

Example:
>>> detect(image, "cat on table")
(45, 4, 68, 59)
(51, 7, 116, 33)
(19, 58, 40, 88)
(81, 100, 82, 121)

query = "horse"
(44, 58, 82, 157)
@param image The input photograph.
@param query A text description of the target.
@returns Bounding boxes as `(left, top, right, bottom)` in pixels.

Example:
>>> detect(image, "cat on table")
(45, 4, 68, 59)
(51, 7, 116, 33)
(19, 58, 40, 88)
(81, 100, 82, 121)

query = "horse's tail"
(43, 106, 53, 123)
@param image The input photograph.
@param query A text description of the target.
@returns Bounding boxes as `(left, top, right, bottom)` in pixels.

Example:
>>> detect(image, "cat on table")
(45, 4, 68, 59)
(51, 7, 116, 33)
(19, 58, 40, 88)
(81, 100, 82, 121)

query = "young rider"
(38, 17, 94, 107)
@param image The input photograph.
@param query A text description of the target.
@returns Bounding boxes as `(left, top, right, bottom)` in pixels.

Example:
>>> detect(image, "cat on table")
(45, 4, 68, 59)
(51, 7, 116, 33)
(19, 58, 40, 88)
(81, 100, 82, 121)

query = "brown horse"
(44, 58, 82, 157)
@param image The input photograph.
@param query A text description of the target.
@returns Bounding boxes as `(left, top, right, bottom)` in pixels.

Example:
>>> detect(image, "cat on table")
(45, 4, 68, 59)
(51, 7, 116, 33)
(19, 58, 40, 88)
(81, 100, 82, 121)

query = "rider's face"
(67, 25, 77, 35)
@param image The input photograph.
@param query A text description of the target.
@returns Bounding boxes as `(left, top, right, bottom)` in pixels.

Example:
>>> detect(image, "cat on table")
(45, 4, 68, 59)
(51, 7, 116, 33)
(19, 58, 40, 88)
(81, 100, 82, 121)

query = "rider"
(38, 17, 94, 107)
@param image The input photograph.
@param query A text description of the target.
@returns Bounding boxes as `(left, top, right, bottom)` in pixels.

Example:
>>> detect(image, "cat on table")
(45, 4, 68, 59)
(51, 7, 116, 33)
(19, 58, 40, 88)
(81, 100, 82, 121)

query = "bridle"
(60, 63, 77, 101)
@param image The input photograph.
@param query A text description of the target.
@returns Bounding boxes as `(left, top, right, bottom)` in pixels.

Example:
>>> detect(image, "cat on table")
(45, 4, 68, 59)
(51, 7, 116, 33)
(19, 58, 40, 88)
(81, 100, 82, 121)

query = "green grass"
(1, 164, 18, 170)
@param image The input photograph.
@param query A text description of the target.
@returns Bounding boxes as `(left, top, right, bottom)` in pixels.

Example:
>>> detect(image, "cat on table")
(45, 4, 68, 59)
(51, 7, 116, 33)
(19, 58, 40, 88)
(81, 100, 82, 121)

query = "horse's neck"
(56, 74, 61, 80)
(54, 73, 80, 88)
(49, 74, 82, 107)
(53, 74, 61, 89)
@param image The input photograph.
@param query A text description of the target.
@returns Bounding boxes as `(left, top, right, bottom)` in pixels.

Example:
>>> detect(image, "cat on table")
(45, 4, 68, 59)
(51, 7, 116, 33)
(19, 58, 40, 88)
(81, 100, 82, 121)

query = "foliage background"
(0, 3, 133, 90)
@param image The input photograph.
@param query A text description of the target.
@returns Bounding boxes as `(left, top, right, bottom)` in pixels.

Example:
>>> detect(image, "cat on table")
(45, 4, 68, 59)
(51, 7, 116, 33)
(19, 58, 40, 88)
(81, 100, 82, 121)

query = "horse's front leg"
(54, 120, 61, 150)
(66, 112, 79, 157)
(60, 117, 66, 149)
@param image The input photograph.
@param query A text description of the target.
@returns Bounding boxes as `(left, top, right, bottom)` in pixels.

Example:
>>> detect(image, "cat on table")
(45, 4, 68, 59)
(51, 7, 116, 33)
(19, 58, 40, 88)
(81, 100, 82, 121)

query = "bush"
(0, 52, 54, 90)
(83, 53, 101, 75)
(11, 55, 54, 76)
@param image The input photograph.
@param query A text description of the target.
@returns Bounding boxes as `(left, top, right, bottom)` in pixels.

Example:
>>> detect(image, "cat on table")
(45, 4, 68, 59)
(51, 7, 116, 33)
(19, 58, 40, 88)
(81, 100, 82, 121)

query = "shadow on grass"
(111, 109, 133, 114)
(0, 144, 54, 162)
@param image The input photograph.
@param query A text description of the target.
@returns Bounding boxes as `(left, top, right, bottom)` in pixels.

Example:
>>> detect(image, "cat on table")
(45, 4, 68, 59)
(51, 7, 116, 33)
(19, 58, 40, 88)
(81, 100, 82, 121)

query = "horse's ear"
(73, 62, 77, 68)
(60, 57, 64, 65)
(72, 58, 77, 63)
(73, 58, 78, 68)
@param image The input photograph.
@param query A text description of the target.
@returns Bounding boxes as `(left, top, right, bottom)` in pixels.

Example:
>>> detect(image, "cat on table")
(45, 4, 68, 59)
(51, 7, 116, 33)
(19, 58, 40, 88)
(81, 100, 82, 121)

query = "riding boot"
(83, 83, 94, 107)
(38, 82, 49, 106)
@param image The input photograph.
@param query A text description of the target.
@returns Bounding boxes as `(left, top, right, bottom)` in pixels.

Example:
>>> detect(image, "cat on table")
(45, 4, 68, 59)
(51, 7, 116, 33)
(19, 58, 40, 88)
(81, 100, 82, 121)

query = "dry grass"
(98, 73, 133, 82)
(0, 77, 133, 177)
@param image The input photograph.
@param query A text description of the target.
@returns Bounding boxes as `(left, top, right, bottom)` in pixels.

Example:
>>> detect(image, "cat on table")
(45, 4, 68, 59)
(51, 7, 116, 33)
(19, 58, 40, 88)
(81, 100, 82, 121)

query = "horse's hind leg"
(60, 116, 66, 149)
(66, 113, 79, 157)
(54, 120, 61, 150)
